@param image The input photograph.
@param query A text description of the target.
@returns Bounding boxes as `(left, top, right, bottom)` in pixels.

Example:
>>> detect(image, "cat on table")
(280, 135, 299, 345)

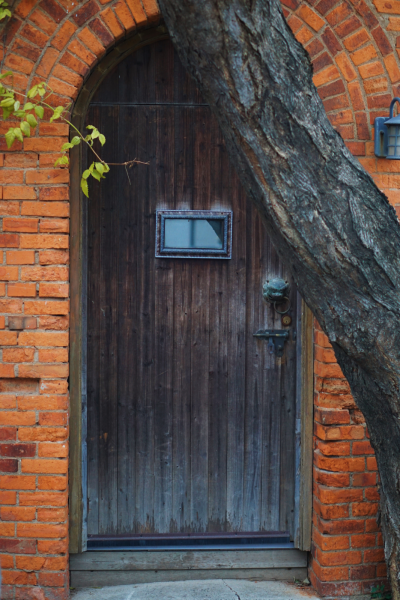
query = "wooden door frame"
(68, 26, 314, 555)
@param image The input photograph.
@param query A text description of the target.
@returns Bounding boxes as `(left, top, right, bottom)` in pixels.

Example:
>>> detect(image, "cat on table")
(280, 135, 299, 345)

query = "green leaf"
(24, 102, 34, 111)
(5, 127, 15, 148)
(2, 107, 12, 119)
(82, 169, 91, 180)
(71, 136, 81, 146)
(91, 170, 101, 181)
(95, 162, 105, 176)
(86, 125, 95, 130)
(99, 134, 106, 146)
(61, 142, 73, 151)
(14, 127, 23, 143)
(50, 106, 64, 123)
(103, 163, 110, 173)
(14, 101, 20, 111)
(0, 97, 14, 108)
(38, 88, 46, 97)
(20, 121, 31, 137)
(0, 7, 11, 19)
(0, 71, 12, 80)
(54, 155, 69, 167)
(14, 110, 26, 118)
(34, 105, 44, 119)
(81, 177, 89, 198)
(27, 85, 38, 99)
(91, 129, 99, 139)
(26, 113, 37, 128)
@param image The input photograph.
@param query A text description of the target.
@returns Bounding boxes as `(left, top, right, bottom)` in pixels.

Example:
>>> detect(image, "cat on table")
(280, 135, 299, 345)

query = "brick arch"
(0, 1, 399, 599)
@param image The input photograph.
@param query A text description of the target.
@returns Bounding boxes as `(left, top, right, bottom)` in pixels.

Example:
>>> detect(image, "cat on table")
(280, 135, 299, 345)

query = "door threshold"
(87, 531, 292, 551)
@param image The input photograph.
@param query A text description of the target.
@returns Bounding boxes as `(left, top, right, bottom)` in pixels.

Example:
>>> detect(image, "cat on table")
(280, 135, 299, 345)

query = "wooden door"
(86, 39, 299, 539)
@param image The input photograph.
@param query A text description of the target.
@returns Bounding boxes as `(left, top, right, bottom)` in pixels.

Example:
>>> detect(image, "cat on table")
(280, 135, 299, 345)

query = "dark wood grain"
(86, 39, 299, 538)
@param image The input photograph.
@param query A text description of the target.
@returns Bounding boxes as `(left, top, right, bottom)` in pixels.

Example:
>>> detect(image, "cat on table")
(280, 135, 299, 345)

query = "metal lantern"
(374, 97, 400, 159)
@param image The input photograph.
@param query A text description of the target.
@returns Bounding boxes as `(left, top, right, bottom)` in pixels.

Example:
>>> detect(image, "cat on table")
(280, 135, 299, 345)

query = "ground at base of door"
(70, 579, 320, 600)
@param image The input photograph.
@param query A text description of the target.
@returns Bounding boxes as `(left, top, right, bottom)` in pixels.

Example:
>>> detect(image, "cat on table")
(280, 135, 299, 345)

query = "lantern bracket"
(374, 97, 400, 158)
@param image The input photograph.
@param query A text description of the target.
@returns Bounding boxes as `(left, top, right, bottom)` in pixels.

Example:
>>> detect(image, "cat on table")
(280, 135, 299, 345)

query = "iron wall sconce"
(374, 97, 400, 159)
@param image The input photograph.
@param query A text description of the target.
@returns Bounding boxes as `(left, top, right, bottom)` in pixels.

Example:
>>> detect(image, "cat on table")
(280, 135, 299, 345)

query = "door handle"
(253, 329, 289, 357)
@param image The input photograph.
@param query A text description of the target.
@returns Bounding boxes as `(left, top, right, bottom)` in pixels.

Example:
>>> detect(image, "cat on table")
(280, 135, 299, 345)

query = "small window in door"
(155, 210, 232, 259)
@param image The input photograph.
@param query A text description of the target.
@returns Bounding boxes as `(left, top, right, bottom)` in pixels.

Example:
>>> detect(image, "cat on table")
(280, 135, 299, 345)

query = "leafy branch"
(0, 74, 147, 197)
(0, 1, 11, 22)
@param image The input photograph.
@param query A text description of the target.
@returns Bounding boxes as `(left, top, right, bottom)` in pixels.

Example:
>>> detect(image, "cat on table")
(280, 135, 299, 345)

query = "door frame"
(69, 26, 314, 555)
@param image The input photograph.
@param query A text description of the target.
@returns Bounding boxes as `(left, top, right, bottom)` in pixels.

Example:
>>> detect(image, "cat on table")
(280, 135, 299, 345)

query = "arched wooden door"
(85, 38, 300, 544)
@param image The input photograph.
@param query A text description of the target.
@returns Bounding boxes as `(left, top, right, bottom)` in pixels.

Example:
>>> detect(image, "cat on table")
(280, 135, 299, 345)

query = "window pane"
(164, 218, 224, 249)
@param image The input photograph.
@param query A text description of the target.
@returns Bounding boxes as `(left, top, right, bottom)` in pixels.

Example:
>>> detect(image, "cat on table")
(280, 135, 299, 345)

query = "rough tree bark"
(157, 0, 400, 594)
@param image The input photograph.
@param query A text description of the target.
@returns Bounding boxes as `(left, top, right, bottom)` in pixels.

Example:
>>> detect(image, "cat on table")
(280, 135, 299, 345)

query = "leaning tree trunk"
(158, 0, 400, 595)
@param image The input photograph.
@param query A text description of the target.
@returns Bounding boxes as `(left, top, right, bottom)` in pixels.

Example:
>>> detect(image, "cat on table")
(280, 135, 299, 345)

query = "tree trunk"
(157, 0, 400, 594)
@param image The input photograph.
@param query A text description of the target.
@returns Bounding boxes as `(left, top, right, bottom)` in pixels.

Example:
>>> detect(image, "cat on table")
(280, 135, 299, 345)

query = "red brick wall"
(311, 323, 386, 597)
(0, 0, 399, 598)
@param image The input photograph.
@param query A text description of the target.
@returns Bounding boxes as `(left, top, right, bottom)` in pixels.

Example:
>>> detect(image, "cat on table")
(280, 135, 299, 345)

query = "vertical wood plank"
(135, 105, 156, 533)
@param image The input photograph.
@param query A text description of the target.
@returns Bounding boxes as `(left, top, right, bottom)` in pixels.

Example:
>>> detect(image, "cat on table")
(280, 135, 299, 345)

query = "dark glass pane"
(164, 218, 224, 249)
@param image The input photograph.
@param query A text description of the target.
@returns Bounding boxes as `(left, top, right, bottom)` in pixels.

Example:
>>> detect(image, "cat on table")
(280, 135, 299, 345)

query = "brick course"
(0, 0, 399, 597)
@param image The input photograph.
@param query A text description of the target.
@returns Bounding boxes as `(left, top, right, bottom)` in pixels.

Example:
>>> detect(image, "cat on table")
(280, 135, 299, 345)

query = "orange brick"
(39, 412, 67, 426)
(3, 219, 39, 233)
(17, 523, 68, 538)
(0, 411, 36, 425)
(36, 47, 60, 78)
(125, 0, 147, 25)
(364, 77, 389, 94)
(359, 61, 385, 79)
(0, 475, 36, 490)
(39, 442, 68, 458)
(352, 501, 378, 516)
(313, 65, 341, 87)
(8, 283, 36, 297)
(364, 548, 385, 562)
(351, 44, 378, 66)
(37, 507, 68, 521)
(20, 234, 68, 249)
(21, 458, 68, 474)
(3, 348, 35, 363)
(317, 441, 351, 456)
(3, 186, 36, 200)
(39, 283, 69, 298)
(18, 364, 69, 378)
(52, 20, 78, 51)
(26, 169, 70, 185)
(367, 456, 378, 470)
(67, 38, 96, 66)
(351, 534, 377, 548)
(0, 201, 19, 216)
(19, 491, 68, 507)
(39, 250, 69, 265)
(39, 218, 69, 233)
(4, 153, 37, 168)
(0, 266, 19, 282)
(0, 365, 16, 378)
(2, 570, 37, 585)
(100, 7, 124, 39)
(38, 538, 68, 553)
(384, 54, 400, 83)
(0, 171, 23, 184)
(317, 548, 362, 567)
(40, 380, 68, 394)
(336, 53, 357, 81)
(114, 0, 136, 33)
(21, 266, 69, 281)
(315, 453, 365, 472)
(387, 16, 400, 29)
(18, 331, 69, 347)
(24, 300, 69, 315)
(38, 475, 67, 490)
(6, 251, 35, 265)
(39, 188, 69, 201)
(22, 202, 69, 217)
(0, 506, 35, 521)
(39, 348, 69, 363)
(0, 299, 23, 313)
(78, 27, 106, 58)
(18, 396, 68, 411)
(0, 395, 16, 408)
(0, 332, 18, 345)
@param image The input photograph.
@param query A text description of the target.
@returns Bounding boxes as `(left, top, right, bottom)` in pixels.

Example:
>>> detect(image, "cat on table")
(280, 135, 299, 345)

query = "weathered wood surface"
(158, 0, 400, 590)
(86, 40, 299, 538)
(70, 548, 306, 570)
(70, 567, 307, 587)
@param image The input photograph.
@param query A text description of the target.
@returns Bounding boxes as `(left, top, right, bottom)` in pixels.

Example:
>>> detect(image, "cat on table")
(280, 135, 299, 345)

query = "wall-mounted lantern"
(374, 97, 400, 159)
